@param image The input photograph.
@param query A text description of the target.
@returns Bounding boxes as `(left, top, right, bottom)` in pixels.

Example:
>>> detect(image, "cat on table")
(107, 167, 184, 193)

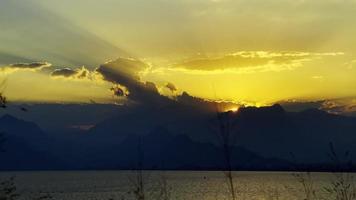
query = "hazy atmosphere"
(1, 0, 356, 105)
(1, 0, 356, 200)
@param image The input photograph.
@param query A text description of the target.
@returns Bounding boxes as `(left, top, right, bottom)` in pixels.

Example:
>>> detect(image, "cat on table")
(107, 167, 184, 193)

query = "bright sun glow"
(230, 107, 239, 112)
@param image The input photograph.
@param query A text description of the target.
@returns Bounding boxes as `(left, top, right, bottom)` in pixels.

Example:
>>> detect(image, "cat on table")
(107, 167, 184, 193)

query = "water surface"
(0, 171, 345, 200)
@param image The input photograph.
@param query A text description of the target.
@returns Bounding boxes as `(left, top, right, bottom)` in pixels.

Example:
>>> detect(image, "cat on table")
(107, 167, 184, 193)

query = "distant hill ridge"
(1, 104, 356, 171)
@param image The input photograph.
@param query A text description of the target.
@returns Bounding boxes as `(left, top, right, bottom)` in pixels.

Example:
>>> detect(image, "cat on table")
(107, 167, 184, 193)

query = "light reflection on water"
(0, 171, 348, 200)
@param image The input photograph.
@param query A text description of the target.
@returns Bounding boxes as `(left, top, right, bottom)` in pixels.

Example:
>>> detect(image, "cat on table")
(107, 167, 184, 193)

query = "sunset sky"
(1, 0, 356, 106)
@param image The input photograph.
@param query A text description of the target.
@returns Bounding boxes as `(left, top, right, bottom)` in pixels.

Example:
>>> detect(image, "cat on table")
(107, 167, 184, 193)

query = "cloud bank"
(0, 62, 52, 74)
(9, 62, 51, 69)
(279, 97, 356, 116)
(171, 51, 344, 73)
(1, 55, 354, 116)
(96, 58, 172, 106)
(51, 66, 91, 79)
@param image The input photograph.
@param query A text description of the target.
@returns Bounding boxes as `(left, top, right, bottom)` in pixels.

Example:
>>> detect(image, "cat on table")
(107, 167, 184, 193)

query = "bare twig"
(214, 101, 237, 200)
(128, 138, 146, 200)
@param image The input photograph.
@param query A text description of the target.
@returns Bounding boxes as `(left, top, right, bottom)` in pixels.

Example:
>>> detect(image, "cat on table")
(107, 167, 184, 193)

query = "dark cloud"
(166, 82, 177, 92)
(77, 70, 88, 79)
(96, 58, 171, 106)
(144, 81, 159, 93)
(96, 58, 142, 85)
(99, 58, 149, 81)
(320, 99, 356, 115)
(278, 100, 325, 112)
(96, 57, 240, 111)
(279, 97, 356, 115)
(51, 67, 90, 79)
(51, 68, 77, 77)
(8, 62, 51, 69)
(177, 92, 240, 112)
(110, 85, 126, 97)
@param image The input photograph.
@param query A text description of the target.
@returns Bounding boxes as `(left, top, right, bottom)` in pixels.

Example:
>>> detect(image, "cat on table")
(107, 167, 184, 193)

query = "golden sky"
(0, 0, 355, 105)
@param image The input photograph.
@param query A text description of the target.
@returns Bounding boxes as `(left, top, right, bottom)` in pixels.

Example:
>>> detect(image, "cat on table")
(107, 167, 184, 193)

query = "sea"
(0, 171, 349, 200)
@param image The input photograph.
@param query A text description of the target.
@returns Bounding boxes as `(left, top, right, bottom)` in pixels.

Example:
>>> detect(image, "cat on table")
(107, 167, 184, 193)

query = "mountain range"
(1, 104, 356, 171)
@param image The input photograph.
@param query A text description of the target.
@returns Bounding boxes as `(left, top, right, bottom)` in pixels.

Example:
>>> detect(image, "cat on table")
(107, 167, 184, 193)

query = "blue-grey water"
(0, 171, 349, 200)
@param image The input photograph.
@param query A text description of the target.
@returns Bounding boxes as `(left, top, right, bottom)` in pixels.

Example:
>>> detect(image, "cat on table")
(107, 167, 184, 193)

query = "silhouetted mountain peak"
(180, 91, 190, 98)
(177, 91, 207, 106)
(237, 104, 286, 118)
(271, 103, 284, 111)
